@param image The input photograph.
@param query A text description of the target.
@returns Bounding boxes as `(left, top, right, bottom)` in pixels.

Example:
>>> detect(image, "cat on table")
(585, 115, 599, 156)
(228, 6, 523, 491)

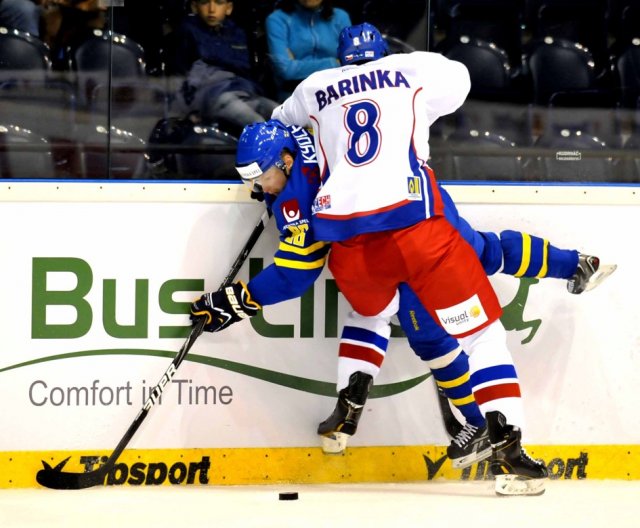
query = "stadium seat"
(527, 37, 601, 106)
(80, 125, 147, 179)
(0, 27, 50, 81)
(174, 125, 238, 180)
(527, 0, 609, 77)
(615, 41, 640, 108)
(145, 117, 238, 180)
(436, 0, 526, 69)
(441, 37, 515, 102)
(88, 81, 169, 143)
(72, 30, 145, 77)
(0, 123, 55, 178)
(612, 110, 640, 182)
(533, 127, 613, 181)
(445, 127, 526, 181)
(71, 30, 146, 105)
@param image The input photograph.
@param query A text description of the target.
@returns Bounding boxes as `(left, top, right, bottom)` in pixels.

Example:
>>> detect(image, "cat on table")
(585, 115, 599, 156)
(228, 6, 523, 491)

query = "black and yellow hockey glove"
(190, 281, 261, 333)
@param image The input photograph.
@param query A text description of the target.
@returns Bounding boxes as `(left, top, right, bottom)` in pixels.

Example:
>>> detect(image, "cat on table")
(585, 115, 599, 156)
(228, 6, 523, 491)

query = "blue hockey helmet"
(337, 23, 388, 66)
(235, 119, 296, 198)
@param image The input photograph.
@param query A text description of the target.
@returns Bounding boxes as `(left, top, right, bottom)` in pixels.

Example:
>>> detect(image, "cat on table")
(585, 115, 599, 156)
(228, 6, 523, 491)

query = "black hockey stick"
(435, 384, 464, 438)
(36, 207, 272, 490)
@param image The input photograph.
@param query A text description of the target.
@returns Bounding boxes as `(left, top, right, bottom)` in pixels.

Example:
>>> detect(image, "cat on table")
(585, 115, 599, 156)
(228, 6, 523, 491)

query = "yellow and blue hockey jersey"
(247, 126, 330, 306)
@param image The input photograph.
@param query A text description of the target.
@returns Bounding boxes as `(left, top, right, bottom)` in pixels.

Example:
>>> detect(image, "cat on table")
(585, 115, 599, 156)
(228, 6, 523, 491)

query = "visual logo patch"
(435, 294, 488, 335)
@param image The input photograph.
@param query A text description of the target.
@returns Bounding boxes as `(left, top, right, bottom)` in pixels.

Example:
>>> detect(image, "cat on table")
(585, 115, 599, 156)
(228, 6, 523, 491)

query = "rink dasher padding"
(1, 183, 639, 490)
(3, 445, 639, 488)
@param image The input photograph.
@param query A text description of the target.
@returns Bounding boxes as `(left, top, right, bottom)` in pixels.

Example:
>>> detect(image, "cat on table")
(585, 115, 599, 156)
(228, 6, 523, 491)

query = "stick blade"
(36, 466, 108, 490)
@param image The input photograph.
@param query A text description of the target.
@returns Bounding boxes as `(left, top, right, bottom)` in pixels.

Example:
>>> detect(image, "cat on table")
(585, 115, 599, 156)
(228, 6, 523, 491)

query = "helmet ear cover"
(337, 22, 389, 66)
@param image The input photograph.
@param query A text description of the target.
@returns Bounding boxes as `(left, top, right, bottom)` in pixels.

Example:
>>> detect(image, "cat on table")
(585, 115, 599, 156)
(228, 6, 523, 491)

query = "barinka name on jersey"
(315, 69, 411, 111)
(272, 51, 471, 242)
(247, 126, 330, 306)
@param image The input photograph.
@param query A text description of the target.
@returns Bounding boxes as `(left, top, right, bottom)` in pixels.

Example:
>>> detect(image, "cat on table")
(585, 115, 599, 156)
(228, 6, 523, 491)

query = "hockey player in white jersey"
(272, 22, 549, 495)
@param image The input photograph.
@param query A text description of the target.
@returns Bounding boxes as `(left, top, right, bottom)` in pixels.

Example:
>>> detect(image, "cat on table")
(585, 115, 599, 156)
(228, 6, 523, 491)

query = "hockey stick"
(36, 207, 272, 490)
(435, 384, 464, 438)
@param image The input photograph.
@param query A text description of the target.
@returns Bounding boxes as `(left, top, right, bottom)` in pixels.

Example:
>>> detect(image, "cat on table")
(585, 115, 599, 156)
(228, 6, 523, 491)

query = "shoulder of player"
(381, 51, 449, 66)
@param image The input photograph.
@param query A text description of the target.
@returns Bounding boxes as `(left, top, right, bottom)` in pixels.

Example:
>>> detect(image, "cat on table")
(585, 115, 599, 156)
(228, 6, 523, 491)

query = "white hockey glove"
(190, 281, 261, 332)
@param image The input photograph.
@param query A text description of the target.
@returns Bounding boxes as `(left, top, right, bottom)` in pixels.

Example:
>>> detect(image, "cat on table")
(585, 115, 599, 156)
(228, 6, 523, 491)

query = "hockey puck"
(278, 492, 298, 501)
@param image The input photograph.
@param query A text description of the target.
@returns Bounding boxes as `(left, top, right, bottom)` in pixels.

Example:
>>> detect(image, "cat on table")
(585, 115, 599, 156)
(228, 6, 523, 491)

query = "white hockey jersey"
(272, 51, 471, 242)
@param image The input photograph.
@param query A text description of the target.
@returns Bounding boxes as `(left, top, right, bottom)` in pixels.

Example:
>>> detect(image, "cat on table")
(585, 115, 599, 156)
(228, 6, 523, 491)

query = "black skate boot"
(487, 411, 548, 496)
(317, 371, 373, 454)
(567, 254, 617, 294)
(447, 422, 492, 469)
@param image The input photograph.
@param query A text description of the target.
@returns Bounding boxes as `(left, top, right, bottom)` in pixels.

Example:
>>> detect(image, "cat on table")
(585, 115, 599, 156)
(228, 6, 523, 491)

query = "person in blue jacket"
(265, 0, 351, 101)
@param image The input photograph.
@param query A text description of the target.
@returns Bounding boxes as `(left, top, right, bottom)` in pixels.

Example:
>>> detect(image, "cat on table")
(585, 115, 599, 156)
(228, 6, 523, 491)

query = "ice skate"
(567, 254, 617, 294)
(317, 371, 372, 454)
(487, 411, 548, 496)
(447, 422, 492, 469)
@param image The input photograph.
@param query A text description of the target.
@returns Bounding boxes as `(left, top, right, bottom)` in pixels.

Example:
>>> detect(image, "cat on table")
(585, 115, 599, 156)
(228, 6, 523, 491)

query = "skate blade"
(451, 446, 492, 469)
(320, 432, 350, 454)
(494, 474, 546, 496)
(584, 263, 617, 292)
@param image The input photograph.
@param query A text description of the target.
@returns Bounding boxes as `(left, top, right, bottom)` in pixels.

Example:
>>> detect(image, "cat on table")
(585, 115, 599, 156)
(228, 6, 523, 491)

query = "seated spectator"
(265, 0, 351, 101)
(40, 0, 107, 68)
(170, 0, 278, 136)
(0, 0, 41, 36)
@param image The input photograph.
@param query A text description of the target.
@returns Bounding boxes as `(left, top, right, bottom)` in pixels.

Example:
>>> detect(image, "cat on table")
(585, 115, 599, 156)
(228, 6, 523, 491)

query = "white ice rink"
(1, 480, 638, 528)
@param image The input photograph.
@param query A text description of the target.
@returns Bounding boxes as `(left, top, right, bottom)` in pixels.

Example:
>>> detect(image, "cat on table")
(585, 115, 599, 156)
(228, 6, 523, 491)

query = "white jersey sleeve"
(271, 88, 314, 129)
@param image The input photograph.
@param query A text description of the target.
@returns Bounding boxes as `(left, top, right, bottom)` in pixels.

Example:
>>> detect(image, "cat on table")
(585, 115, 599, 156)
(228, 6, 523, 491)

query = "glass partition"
(0, 0, 638, 183)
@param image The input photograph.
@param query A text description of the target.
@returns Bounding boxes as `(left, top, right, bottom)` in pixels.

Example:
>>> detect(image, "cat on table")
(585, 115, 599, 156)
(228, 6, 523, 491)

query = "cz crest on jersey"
(407, 176, 422, 200)
(312, 194, 332, 214)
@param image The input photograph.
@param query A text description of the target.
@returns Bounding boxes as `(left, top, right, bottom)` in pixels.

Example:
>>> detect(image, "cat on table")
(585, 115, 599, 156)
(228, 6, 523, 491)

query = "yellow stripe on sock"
(436, 372, 470, 389)
(536, 239, 549, 278)
(515, 233, 532, 277)
(451, 394, 476, 406)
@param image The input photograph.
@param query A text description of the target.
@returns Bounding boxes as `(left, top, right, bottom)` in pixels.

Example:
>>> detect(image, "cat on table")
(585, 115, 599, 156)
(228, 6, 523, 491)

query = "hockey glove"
(190, 281, 261, 333)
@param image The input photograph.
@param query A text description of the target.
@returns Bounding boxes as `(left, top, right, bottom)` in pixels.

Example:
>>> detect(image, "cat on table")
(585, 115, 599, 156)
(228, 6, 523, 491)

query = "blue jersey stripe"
(341, 326, 389, 350)
(470, 364, 518, 387)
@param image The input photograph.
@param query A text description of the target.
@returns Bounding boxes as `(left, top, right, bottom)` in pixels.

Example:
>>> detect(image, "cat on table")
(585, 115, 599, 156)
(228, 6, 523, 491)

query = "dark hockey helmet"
(337, 22, 389, 66)
(235, 120, 296, 200)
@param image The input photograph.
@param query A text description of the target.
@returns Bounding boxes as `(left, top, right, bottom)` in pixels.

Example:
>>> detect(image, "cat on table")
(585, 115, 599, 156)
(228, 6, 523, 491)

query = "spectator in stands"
(265, 0, 351, 101)
(170, 0, 278, 136)
(41, 0, 107, 68)
(0, 0, 41, 36)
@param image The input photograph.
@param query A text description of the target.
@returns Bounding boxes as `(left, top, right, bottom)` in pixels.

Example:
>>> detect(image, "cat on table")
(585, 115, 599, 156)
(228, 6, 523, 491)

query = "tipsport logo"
(422, 451, 589, 481)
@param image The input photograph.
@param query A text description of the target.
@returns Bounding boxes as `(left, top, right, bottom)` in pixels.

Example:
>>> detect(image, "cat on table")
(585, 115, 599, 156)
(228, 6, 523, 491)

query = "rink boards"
(0, 182, 638, 488)
(2, 444, 640, 488)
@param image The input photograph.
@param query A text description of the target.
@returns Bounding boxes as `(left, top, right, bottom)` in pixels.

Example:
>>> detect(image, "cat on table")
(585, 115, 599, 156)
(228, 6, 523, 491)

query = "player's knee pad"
(409, 332, 460, 362)
(422, 346, 462, 370)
